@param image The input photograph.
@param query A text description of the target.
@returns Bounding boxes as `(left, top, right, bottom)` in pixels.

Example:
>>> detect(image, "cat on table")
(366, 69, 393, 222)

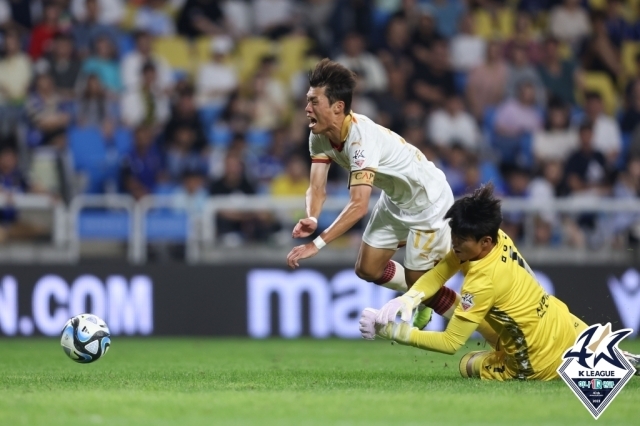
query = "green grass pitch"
(1, 338, 639, 426)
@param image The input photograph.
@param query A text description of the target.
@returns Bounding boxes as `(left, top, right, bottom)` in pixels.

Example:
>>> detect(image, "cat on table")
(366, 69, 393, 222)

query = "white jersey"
(309, 112, 448, 213)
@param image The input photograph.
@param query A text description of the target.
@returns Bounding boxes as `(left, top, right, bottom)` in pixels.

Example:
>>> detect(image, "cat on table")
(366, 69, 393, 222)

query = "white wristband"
(308, 216, 318, 224)
(313, 236, 326, 250)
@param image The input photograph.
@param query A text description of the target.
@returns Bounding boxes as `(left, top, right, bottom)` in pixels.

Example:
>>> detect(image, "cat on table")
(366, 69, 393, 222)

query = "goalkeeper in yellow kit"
(359, 184, 640, 380)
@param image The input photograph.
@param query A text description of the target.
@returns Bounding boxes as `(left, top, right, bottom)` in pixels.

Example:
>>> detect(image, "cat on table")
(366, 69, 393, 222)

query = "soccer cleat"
(622, 351, 640, 376)
(413, 305, 433, 330)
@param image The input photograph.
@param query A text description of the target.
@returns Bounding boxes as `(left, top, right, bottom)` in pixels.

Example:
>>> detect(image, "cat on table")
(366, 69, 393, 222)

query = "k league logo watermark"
(557, 323, 635, 419)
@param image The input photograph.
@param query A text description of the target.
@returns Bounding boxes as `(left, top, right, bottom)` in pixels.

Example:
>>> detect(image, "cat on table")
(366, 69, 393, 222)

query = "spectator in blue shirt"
(422, 0, 465, 39)
(73, 73, 119, 128)
(81, 35, 123, 94)
(25, 73, 73, 148)
(605, 0, 632, 48)
(71, 0, 121, 58)
(120, 125, 166, 199)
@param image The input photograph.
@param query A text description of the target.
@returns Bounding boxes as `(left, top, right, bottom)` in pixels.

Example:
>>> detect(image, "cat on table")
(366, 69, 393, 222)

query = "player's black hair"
(308, 58, 357, 114)
(445, 183, 502, 243)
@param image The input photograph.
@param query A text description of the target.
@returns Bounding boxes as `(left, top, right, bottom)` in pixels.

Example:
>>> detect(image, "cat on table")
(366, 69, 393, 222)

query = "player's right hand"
(359, 307, 414, 345)
(376, 289, 425, 325)
(292, 217, 318, 238)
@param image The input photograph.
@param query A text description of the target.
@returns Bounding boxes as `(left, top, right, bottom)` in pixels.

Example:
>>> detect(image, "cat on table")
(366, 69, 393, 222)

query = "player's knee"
(354, 264, 382, 283)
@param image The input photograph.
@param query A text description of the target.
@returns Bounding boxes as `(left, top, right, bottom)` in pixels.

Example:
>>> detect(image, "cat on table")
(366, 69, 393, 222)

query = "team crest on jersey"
(460, 293, 474, 311)
(557, 323, 635, 419)
(353, 150, 365, 168)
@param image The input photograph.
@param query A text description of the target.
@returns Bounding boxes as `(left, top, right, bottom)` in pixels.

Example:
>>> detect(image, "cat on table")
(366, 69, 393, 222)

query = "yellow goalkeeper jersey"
(442, 230, 580, 379)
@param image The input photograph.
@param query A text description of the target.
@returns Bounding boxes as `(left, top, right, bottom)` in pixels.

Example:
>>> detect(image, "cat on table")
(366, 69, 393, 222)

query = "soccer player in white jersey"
(286, 59, 455, 322)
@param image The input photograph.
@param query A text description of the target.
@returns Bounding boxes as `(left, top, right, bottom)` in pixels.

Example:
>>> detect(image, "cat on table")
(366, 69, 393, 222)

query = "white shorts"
(362, 186, 454, 271)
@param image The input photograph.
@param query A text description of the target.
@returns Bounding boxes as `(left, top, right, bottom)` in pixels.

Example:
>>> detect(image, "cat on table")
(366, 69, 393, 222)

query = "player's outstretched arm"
(317, 183, 372, 244)
(287, 183, 372, 268)
(360, 308, 478, 355)
(292, 162, 330, 238)
(407, 314, 478, 355)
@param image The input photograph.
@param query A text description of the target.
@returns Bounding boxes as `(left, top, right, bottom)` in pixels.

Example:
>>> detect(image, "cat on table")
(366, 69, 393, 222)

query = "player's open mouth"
(308, 117, 317, 128)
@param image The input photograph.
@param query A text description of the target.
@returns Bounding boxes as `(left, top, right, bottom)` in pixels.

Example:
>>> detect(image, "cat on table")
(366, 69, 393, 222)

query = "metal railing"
(2, 193, 640, 264)
(68, 194, 137, 262)
(0, 193, 68, 262)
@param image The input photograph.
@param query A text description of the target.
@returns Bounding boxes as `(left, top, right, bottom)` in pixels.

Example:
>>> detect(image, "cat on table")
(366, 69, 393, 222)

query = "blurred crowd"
(0, 0, 640, 250)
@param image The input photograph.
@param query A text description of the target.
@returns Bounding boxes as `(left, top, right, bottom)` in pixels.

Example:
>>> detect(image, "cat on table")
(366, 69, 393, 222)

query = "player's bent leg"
(355, 242, 407, 290)
(460, 350, 515, 381)
(459, 350, 489, 379)
(405, 268, 428, 288)
(359, 195, 410, 292)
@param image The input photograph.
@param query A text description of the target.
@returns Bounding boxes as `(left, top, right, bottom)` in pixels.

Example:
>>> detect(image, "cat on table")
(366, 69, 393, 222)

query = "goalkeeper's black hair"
(445, 183, 502, 243)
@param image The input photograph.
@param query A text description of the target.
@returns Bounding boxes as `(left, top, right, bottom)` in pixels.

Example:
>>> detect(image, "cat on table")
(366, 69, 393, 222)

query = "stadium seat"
(236, 37, 274, 82)
(198, 105, 225, 134)
(209, 125, 233, 148)
(194, 36, 213, 65)
(277, 35, 311, 82)
(480, 161, 506, 194)
(152, 183, 180, 195)
(246, 129, 272, 152)
(473, 8, 514, 39)
(68, 126, 108, 194)
(373, 8, 392, 30)
(577, 72, 619, 116)
(482, 106, 498, 146)
(518, 132, 534, 170)
(145, 210, 189, 242)
(113, 127, 133, 156)
(588, 0, 608, 11)
(570, 106, 585, 126)
(153, 36, 194, 74)
(121, 3, 139, 30)
(118, 33, 136, 59)
(78, 210, 130, 240)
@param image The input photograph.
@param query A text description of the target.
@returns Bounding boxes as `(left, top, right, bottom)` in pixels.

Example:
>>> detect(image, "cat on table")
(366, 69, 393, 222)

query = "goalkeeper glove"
(359, 308, 415, 345)
(375, 289, 425, 325)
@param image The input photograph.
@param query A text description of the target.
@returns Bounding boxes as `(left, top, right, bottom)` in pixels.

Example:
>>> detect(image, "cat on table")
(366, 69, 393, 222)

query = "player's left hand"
(286, 243, 319, 268)
(359, 307, 414, 345)
(376, 289, 425, 325)
(359, 308, 378, 340)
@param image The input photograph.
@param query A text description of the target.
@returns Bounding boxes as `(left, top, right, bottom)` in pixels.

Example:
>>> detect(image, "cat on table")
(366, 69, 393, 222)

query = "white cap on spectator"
(211, 36, 234, 55)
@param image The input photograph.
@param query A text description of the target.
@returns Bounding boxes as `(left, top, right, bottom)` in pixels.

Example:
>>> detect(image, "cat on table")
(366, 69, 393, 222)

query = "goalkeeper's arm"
(407, 314, 479, 355)
(411, 250, 462, 299)
(369, 311, 479, 355)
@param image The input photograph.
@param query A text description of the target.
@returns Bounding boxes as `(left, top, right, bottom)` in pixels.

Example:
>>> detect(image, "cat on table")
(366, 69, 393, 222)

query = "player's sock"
(427, 287, 500, 348)
(425, 286, 457, 318)
(622, 351, 640, 376)
(373, 260, 408, 292)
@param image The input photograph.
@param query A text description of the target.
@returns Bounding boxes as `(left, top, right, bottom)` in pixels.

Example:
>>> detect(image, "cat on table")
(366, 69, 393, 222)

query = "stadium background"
(0, 0, 640, 340)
